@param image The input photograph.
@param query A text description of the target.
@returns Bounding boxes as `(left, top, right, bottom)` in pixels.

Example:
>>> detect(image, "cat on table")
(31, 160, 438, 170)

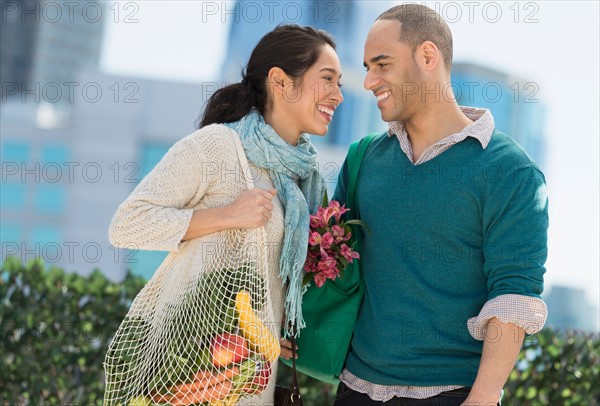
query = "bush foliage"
(1, 259, 598, 405)
(1, 258, 146, 404)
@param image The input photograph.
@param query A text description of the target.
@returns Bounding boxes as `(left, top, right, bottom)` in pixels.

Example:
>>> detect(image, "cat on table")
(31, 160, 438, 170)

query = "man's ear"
(418, 41, 441, 72)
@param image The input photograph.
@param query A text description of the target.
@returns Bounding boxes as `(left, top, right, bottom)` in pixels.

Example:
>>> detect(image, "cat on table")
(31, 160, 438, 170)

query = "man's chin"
(379, 110, 395, 123)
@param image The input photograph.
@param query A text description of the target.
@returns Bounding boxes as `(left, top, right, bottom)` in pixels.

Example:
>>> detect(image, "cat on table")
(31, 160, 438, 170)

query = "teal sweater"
(333, 130, 548, 387)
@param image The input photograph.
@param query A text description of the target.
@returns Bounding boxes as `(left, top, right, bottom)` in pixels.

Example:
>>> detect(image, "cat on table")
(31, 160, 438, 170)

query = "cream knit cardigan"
(109, 124, 286, 404)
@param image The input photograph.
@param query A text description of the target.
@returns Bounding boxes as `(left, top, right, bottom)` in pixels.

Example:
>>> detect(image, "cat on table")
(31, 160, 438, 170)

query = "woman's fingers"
(279, 338, 298, 360)
(225, 189, 278, 228)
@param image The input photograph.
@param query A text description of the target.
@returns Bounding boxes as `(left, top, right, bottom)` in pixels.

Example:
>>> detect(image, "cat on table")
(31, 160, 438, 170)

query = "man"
(332, 4, 548, 406)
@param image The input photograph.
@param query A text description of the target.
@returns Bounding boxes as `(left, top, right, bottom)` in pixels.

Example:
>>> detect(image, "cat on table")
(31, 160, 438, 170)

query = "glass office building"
(1, 0, 106, 111)
(452, 63, 546, 167)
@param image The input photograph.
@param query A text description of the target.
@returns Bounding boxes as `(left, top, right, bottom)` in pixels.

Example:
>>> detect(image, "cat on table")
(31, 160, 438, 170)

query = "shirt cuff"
(467, 294, 547, 340)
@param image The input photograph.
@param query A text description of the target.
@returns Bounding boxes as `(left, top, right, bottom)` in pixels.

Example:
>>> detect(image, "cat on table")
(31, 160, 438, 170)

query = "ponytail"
(199, 81, 255, 128)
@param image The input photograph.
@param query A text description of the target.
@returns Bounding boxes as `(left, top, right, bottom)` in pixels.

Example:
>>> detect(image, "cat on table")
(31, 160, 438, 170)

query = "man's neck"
(405, 103, 473, 162)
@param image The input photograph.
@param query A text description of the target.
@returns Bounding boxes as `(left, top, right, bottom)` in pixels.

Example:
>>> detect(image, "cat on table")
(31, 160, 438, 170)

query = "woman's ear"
(267, 67, 290, 94)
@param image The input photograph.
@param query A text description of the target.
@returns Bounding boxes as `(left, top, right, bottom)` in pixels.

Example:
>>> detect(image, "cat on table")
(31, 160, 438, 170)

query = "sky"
(100, 1, 600, 306)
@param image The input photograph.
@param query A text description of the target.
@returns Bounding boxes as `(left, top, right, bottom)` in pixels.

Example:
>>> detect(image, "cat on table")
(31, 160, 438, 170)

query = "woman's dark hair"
(199, 24, 336, 128)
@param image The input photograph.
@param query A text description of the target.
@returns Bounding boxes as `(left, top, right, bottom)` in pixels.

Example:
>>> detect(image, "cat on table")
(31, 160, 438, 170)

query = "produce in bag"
(104, 227, 280, 405)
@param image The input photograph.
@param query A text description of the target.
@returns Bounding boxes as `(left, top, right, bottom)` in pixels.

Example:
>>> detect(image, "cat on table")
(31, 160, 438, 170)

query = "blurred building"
(544, 286, 600, 332)
(452, 63, 546, 167)
(1, 70, 205, 280)
(1, 0, 105, 113)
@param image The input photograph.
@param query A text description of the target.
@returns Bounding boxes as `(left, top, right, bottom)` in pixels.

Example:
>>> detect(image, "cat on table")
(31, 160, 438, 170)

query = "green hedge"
(0, 258, 146, 404)
(1, 259, 598, 405)
(504, 328, 599, 405)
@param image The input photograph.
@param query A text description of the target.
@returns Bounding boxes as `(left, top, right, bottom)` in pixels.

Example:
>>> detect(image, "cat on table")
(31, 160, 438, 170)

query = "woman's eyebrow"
(319, 67, 342, 78)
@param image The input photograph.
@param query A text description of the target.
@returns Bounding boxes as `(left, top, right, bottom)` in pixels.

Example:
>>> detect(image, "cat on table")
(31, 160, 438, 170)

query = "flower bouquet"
(281, 194, 368, 382)
(303, 199, 364, 288)
(281, 133, 377, 383)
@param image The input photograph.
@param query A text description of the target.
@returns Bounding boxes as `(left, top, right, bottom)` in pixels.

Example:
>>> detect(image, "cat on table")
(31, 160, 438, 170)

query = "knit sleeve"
(108, 131, 211, 252)
(482, 164, 549, 301)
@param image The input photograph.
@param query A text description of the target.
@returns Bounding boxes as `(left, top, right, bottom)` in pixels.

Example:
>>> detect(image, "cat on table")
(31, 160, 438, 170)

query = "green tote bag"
(281, 133, 379, 384)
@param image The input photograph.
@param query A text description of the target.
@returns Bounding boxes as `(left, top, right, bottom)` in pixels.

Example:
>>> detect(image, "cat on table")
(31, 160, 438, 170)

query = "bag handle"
(228, 126, 256, 191)
(346, 132, 379, 221)
(229, 126, 301, 401)
(289, 334, 301, 402)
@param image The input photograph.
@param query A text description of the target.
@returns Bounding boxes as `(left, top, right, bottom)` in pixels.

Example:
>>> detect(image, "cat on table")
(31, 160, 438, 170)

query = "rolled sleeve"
(468, 294, 547, 340)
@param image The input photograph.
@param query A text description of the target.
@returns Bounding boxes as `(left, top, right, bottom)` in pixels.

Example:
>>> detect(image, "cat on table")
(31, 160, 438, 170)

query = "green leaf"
(345, 219, 371, 234)
(561, 388, 572, 398)
(322, 189, 329, 208)
(526, 386, 538, 399)
(302, 272, 314, 286)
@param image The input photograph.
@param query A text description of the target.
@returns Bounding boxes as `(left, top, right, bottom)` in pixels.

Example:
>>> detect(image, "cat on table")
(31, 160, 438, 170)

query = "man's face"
(363, 20, 424, 123)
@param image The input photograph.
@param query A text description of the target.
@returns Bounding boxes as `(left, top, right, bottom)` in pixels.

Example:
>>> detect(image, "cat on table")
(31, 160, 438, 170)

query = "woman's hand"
(279, 338, 298, 360)
(181, 189, 277, 241)
(222, 189, 277, 229)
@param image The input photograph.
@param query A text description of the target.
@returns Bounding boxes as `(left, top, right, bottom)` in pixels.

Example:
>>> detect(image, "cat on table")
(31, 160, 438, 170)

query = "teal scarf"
(225, 110, 324, 337)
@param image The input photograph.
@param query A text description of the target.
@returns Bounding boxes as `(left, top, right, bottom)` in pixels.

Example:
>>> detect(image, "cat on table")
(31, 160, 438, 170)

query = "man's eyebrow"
(319, 67, 342, 79)
(363, 55, 392, 68)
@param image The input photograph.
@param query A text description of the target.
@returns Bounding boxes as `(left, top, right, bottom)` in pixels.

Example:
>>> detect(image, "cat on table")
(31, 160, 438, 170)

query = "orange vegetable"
(151, 365, 239, 404)
(171, 380, 233, 406)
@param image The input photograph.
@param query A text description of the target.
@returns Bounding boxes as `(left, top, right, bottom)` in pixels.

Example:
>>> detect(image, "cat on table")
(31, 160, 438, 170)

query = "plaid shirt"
(339, 106, 547, 401)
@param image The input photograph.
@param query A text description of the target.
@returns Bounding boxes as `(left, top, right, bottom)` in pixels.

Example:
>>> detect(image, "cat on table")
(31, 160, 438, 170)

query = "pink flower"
(331, 225, 352, 243)
(308, 231, 321, 246)
(314, 205, 333, 225)
(324, 207, 336, 224)
(317, 258, 337, 272)
(313, 271, 328, 287)
(315, 207, 328, 223)
(310, 214, 324, 229)
(340, 244, 360, 263)
(322, 264, 339, 280)
(306, 249, 318, 259)
(339, 205, 350, 217)
(329, 201, 350, 223)
(320, 232, 334, 249)
(303, 260, 317, 273)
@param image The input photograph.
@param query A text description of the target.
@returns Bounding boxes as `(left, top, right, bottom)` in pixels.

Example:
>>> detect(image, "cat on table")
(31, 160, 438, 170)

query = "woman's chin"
(310, 125, 329, 137)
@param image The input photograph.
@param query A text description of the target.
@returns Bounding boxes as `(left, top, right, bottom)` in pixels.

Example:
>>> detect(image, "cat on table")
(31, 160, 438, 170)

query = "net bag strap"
(228, 127, 255, 191)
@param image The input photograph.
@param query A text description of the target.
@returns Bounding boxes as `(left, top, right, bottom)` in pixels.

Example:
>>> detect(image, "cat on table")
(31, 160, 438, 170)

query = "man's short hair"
(377, 4, 453, 72)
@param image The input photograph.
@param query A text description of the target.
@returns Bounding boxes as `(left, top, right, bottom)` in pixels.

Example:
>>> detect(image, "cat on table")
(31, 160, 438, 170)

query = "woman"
(107, 25, 343, 405)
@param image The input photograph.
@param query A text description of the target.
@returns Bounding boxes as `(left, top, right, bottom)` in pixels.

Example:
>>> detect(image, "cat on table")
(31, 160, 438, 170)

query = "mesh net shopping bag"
(104, 227, 280, 406)
(104, 134, 280, 406)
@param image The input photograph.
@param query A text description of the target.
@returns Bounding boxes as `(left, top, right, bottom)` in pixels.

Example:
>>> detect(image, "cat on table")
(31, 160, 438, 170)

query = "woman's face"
(280, 45, 344, 137)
